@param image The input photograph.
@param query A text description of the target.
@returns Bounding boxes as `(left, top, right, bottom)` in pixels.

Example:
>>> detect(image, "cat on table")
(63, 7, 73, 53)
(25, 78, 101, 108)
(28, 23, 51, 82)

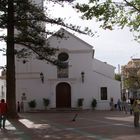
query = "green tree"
(75, 0, 140, 42)
(122, 64, 140, 90)
(115, 74, 121, 81)
(0, 0, 92, 118)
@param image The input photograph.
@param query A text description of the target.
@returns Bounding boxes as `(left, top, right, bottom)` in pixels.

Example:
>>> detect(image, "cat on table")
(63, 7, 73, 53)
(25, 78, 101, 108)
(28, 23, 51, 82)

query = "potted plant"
(28, 100, 36, 110)
(43, 98, 50, 110)
(77, 98, 84, 108)
(91, 98, 97, 110)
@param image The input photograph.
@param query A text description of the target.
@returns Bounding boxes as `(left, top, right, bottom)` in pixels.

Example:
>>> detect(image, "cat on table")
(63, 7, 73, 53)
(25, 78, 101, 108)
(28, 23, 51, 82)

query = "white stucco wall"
(89, 71, 120, 110)
(93, 59, 115, 79)
(46, 28, 93, 51)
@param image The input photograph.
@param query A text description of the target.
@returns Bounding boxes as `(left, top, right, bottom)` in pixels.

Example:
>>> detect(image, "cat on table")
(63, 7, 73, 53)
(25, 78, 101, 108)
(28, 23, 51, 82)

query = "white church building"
(0, 0, 121, 111)
(14, 28, 121, 111)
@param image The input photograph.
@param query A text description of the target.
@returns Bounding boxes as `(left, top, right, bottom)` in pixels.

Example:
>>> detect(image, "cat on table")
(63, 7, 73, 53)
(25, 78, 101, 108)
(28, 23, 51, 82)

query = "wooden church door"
(56, 82, 71, 108)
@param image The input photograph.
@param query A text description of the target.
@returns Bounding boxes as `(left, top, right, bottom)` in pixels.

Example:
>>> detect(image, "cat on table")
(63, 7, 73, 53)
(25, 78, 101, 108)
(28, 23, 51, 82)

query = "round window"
(58, 52, 69, 61)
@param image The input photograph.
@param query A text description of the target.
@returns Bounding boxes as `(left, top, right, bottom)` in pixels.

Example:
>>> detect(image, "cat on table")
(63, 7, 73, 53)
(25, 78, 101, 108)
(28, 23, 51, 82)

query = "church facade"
(15, 28, 121, 111)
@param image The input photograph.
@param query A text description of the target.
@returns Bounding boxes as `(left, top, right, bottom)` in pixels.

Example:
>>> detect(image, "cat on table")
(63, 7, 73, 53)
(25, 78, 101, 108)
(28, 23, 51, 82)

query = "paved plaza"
(0, 110, 140, 140)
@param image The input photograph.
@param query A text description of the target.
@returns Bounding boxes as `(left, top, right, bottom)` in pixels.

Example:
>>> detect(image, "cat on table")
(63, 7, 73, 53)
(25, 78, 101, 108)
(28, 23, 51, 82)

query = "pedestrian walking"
(117, 99, 121, 111)
(0, 99, 8, 129)
(122, 95, 127, 114)
(132, 100, 140, 128)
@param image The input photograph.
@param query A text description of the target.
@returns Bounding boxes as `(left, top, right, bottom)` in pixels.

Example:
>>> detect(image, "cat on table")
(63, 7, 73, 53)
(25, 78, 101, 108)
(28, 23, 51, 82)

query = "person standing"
(110, 97, 114, 111)
(17, 101, 20, 113)
(0, 99, 8, 129)
(132, 100, 140, 128)
(130, 97, 134, 115)
(20, 101, 24, 112)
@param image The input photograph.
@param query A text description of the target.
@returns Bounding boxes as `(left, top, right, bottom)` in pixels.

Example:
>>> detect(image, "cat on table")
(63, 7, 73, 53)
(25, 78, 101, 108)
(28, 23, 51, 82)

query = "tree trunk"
(6, 0, 18, 118)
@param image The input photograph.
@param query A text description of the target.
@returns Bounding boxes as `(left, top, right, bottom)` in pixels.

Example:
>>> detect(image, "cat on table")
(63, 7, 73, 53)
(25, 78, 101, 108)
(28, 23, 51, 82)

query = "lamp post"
(40, 72, 44, 83)
(81, 71, 85, 83)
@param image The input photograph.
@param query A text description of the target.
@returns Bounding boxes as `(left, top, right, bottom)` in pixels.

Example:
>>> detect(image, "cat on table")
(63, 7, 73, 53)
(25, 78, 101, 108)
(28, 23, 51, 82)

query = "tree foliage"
(122, 60, 140, 90)
(75, 0, 140, 42)
(115, 74, 121, 81)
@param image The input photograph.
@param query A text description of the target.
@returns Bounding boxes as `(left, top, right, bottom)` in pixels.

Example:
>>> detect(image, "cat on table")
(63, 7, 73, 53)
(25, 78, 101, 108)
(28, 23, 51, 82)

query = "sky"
(0, 0, 140, 73)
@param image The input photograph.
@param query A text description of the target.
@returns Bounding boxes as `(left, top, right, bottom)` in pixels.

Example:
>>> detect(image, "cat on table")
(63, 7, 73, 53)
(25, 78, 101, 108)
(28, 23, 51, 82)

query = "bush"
(28, 100, 36, 109)
(77, 98, 84, 107)
(91, 98, 97, 109)
(43, 98, 50, 109)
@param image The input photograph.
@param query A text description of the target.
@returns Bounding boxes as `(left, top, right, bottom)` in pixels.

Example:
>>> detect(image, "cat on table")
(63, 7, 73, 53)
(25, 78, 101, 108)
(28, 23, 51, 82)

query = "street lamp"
(81, 71, 85, 83)
(40, 72, 44, 83)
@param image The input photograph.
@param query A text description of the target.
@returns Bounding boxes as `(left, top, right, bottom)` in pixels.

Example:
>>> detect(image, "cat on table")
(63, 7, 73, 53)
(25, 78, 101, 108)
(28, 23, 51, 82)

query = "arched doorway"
(56, 82, 71, 108)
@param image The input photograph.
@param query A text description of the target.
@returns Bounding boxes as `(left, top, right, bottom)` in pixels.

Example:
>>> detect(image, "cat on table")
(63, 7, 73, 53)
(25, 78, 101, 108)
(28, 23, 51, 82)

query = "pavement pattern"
(0, 110, 140, 140)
